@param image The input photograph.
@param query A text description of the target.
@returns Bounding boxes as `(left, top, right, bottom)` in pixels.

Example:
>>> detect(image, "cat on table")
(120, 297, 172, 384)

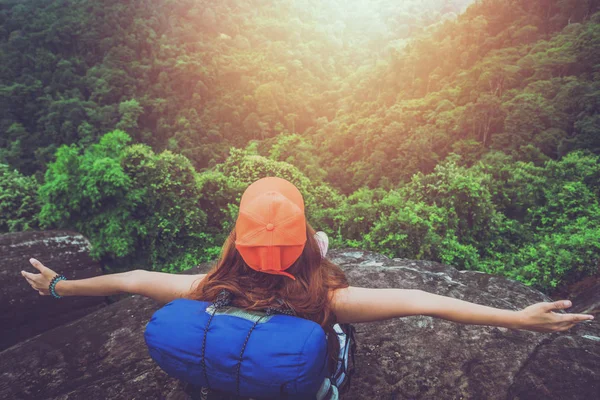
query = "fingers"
(23, 274, 39, 288)
(559, 321, 579, 332)
(21, 270, 41, 284)
(21, 269, 43, 288)
(560, 313, 594, 323)
(21, 270, 37, 282)
(544, 299, 595, 322)
(29, 258, 47, 273)
(22, 272, 48, 295)
(23, 274, 40, 291)
(551, 313, 594, 332)
(543, 300, 572, 312)
(573, 314, 594, 322)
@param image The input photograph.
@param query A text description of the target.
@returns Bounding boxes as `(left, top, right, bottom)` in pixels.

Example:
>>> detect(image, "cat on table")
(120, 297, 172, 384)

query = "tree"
(39, 131, 209, 272)
(116, 99, 144, 136)
(463, 94, 503, 146)
(269, 134, 326, 181)
(216, 148, 342, 222)
(499, 93, 563, 150)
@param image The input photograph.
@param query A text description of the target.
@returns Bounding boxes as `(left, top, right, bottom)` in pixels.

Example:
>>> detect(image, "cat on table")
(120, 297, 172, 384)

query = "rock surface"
(506, 278, 600, 399)
(569, 280, 600, 316)
(330, 251, 599, 400)
(0, 248, 598, 399)
(0, 294, 186, 399)
(0, 231, 106, 351)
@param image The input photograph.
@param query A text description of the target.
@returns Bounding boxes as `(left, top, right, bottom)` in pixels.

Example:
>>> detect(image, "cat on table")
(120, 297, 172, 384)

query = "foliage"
(0, 164, 40, 232)
(3, 0, 600, 292)
(38, 131, 210, 272)
(0, 0, 476, 175)
(216, 148, 343, 225)
(475, 151, 600, 289)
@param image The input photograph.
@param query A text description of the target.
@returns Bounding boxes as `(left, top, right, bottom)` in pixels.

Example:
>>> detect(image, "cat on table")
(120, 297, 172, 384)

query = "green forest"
(2, 0, 600, 295)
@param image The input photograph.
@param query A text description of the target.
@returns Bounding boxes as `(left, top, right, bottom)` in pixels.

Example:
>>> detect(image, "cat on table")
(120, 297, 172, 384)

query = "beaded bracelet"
(49, 274, 67, 299)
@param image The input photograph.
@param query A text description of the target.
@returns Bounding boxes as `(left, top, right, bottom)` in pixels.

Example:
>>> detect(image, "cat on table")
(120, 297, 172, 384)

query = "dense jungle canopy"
(2, 0, 600, 294)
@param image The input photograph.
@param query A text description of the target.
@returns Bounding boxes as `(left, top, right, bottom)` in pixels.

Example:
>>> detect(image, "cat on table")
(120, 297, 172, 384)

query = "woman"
(21, 177, 593, 340)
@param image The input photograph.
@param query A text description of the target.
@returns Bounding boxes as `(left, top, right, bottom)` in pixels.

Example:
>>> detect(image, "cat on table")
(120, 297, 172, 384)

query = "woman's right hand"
(21, 258, 59, 296)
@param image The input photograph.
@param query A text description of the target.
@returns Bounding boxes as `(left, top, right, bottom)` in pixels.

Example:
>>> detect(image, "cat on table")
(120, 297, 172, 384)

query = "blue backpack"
(144, 291, 356, 400)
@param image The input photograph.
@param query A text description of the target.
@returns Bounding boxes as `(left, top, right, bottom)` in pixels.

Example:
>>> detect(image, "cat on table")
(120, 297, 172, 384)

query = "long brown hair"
(186, 222, 349, 368)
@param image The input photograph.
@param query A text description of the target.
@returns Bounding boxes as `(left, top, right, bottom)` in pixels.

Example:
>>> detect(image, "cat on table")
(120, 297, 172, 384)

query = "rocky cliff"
(0, 231, 598, 399)
(0, 231, 106, 351)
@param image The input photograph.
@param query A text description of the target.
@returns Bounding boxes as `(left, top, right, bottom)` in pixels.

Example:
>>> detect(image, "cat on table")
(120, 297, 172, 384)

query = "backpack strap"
(335, 324, 357, 395)
(271, 298, 297, 316)
(200, 290, 233, 393)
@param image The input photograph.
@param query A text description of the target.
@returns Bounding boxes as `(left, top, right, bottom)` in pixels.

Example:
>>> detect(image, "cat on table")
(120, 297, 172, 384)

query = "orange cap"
(235, 177, 306, 280)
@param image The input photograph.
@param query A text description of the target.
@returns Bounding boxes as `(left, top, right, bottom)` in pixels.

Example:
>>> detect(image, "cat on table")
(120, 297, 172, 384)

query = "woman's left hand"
(516, 300, 594, 332)
(20, 258, 59, 296)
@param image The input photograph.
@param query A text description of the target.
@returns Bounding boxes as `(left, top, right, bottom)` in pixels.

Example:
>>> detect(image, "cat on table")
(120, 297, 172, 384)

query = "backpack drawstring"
(235, 313, 269, 396)
(200, 291, 232, 394)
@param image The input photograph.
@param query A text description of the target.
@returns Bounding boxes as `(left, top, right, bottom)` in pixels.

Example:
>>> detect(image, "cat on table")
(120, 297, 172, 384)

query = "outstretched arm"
(331, 286, 594, 332)
(21, 258, 205, 304)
